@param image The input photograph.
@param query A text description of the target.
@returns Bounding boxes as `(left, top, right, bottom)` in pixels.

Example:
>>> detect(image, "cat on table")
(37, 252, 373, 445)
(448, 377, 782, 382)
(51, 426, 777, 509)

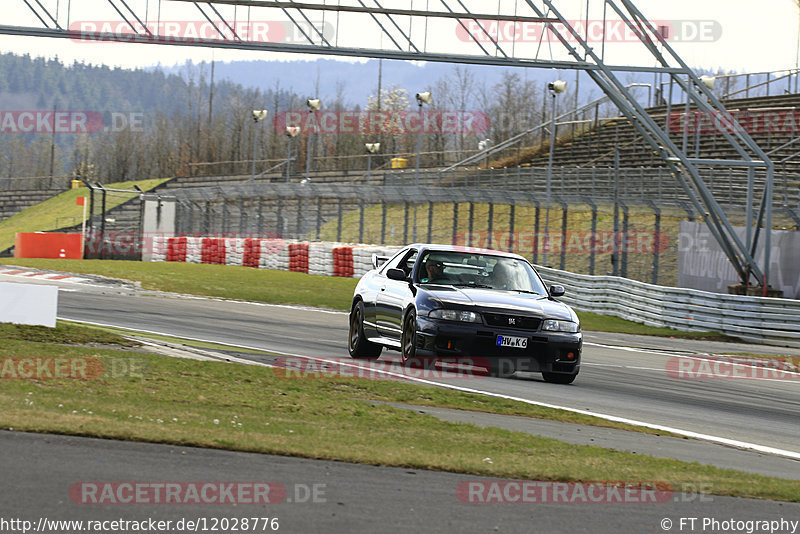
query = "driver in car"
(423, 258, 449, 284)
(491, 261, 513, 289)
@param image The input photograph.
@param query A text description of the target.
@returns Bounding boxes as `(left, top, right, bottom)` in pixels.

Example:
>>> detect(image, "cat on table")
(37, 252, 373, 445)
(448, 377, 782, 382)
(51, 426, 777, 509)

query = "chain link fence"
(169, 181, 799, 288)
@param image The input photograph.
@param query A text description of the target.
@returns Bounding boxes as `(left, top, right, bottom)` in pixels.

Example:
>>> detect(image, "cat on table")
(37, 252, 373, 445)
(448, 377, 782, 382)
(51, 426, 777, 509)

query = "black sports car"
(348, 244, 582, 384)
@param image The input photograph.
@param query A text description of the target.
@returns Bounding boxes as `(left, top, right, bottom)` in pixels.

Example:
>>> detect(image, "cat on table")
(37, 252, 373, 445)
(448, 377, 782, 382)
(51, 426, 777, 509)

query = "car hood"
(424, 286, 574, 320)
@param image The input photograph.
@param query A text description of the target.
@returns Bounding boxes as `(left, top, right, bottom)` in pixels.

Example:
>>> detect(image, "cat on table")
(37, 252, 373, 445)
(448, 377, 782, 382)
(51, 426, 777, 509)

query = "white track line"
(584, 341, 800, 382)
(62, 317, 800, 462)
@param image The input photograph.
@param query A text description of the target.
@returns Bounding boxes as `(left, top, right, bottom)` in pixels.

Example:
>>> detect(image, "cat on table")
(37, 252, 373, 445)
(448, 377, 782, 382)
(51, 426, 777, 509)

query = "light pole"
(250, 109, 268, 181)
(305, 98, 321, 182)
(365, 142, 380, 182)
(414, 91, 432, 243)
(285, 126, 300, 182)
(543, 81, 566, 267)
(414, 91, 432, 187)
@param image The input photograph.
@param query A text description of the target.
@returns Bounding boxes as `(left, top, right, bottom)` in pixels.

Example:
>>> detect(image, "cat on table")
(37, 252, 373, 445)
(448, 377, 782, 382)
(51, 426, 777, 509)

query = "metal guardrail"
(536, 265, 800, 349)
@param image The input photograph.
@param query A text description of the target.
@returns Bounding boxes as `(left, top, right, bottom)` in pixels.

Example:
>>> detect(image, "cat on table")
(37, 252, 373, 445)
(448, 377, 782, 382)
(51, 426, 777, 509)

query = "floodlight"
(252, 109, 268, 121)
(548, 80, 567, 94)
(306, 98, 322, 111)
(415, 91, 433, 105)
(699, 75, 716, 90)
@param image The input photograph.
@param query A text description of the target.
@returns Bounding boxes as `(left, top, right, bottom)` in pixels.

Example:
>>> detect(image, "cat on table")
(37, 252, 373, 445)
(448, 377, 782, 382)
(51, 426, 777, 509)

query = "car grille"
(483, 313, 541, 331)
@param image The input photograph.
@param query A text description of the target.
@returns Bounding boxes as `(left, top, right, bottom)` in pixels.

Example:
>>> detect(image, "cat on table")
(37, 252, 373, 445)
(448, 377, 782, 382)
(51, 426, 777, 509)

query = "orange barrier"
(14, 233, 83, 259)
(288, 243, 309, 273)
(333, 247, 354, 277)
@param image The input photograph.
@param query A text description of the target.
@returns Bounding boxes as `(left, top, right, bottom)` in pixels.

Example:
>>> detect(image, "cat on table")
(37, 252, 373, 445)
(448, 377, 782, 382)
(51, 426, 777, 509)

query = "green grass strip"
(0, 323, 797, 502)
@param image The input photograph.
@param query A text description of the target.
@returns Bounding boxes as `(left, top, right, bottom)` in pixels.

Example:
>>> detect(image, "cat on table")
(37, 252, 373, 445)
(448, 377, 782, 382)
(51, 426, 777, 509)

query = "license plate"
(496, 335, 528, 349)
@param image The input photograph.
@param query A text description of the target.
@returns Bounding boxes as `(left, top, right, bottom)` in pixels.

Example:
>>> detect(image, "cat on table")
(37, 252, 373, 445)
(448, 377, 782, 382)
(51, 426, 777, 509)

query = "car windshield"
(417, 251, 547, 295)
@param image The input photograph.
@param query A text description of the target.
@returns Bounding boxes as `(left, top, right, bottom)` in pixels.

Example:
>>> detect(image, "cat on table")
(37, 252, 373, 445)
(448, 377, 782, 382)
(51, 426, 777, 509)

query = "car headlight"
(542, 319, 580, 333)
(429, 309, 482, 323)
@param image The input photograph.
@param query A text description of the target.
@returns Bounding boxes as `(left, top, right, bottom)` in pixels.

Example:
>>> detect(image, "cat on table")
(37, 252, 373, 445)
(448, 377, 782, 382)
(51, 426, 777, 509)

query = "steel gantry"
(2, 0, 776, 290)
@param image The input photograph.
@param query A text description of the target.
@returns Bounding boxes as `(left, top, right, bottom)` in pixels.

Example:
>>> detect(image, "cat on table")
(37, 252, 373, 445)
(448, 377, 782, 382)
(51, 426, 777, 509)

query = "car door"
(375, 248, 417, 339)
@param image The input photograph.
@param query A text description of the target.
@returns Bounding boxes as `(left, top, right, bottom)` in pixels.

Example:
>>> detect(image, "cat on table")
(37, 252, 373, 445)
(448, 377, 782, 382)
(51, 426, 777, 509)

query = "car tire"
(400, 310, 418, 367)
(542, 371, 577, 384)
(348, 301, 382, 360)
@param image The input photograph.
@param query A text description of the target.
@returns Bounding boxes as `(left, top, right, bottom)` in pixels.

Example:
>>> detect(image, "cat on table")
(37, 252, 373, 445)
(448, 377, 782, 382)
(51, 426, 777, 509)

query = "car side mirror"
(372, 254, 389, 270)
(386, 268, 408, 281)
(549, 285, 565, 297)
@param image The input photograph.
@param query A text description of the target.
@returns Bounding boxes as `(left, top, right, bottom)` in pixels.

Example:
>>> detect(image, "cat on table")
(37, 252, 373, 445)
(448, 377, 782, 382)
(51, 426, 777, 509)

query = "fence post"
(316, 197, 322, 240)
(296, 198, 303, 240)
(204, 200, 212, 235)
(221, 200, 229, 235)
(183, 202, 193, 236)
(559, 198, 568, 270)
(380, 202, 387, 245)
(647, 200, 661, 285)
(620, 200, 629, 278)
(238, 199, 246, 235)
(337, 198, 344, 242)
(584, 197, 598, 275)
(276, 198, 283, 237)
(257, 197, 264, 237)
(508, 204, 515, 252)
(451, 202, 459, 245)
(359, 199, 365, 244)
(533, 202, 540, 265)
(403, 202, 410, 244)
(487, 203, 494, 249)
(468, 202, 475, 247)
(427, 201, 434, 243)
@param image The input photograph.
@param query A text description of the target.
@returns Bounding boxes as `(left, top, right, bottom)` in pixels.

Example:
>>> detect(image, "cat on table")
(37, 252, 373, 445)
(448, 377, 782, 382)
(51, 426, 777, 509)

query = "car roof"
(408, 243, 529, 263)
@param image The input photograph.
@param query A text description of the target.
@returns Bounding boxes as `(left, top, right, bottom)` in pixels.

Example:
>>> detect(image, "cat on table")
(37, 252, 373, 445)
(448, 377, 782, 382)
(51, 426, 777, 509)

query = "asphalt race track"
(56, 288, 800, 456)
(2, 430, 799, 534)
(1, 275, 800, 532)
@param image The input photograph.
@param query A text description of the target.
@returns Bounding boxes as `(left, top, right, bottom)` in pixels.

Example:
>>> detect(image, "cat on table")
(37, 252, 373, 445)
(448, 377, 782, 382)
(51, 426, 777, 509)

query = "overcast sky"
(1, 0, 798, 73)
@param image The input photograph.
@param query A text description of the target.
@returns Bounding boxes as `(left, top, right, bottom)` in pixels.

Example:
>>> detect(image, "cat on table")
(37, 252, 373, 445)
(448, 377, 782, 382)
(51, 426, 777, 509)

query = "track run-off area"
(2, 273, 800, 533)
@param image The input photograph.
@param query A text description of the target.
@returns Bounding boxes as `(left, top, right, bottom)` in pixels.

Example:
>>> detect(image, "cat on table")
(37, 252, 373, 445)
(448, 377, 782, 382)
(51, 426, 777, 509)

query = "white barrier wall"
(537, 265, 800, 349)
(0, 282, 58, 327)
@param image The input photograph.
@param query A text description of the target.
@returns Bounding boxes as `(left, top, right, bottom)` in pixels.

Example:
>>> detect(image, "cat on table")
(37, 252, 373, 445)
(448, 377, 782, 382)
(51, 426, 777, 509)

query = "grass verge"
(1, 322, 798, 502)
(8, 259, 736, 341)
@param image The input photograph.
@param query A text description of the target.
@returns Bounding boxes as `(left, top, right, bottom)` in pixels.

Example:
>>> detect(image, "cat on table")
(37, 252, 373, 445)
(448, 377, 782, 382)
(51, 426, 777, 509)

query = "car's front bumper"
(414, 315, 582, 374)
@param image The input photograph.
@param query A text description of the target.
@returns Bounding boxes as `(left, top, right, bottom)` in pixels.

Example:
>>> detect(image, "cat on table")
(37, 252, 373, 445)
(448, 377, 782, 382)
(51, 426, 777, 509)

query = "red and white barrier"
(157, 236, 400, 279)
